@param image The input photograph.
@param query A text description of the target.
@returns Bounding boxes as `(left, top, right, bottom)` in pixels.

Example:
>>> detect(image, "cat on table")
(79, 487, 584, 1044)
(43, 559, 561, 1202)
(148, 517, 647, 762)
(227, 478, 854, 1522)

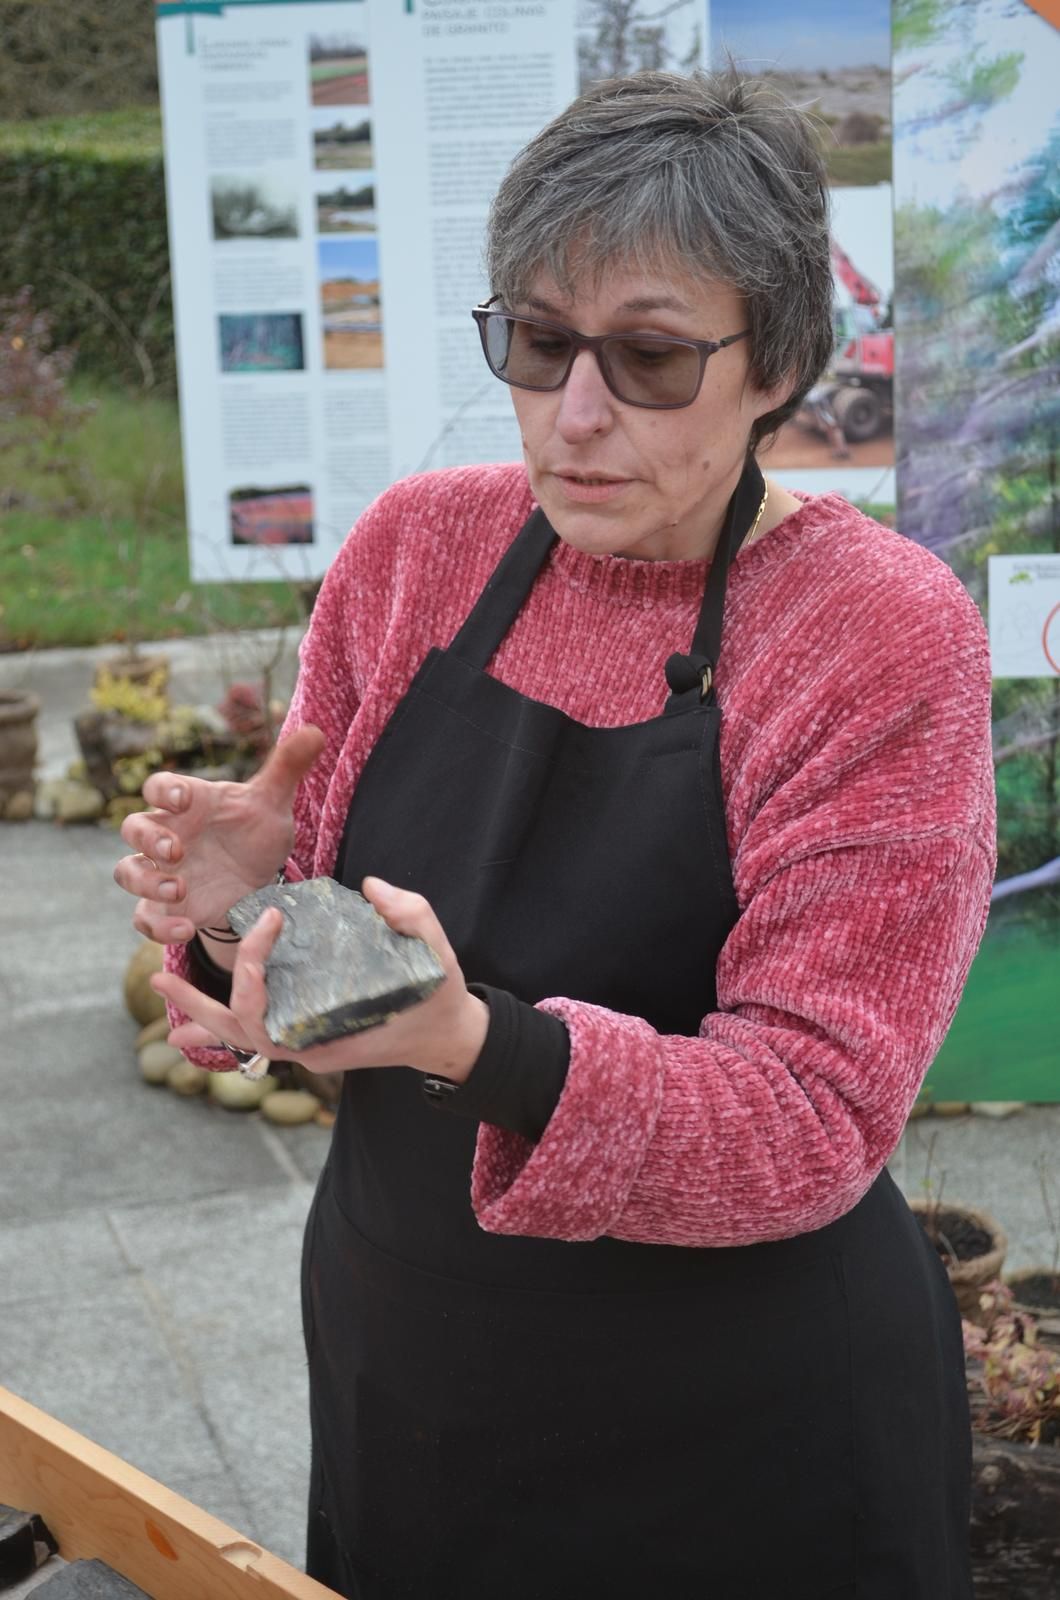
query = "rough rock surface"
(229, 877, 445, 1050)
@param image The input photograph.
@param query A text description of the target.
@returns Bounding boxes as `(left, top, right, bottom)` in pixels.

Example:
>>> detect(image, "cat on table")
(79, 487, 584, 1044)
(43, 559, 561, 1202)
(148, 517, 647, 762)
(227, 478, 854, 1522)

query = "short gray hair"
(485, 68, 834, 450)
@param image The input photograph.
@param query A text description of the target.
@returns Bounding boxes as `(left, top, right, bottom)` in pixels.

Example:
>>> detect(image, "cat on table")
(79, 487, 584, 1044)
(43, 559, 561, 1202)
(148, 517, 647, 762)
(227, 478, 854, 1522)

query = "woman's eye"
(622, 343, 677, 366)
(527, 336, 569, 357)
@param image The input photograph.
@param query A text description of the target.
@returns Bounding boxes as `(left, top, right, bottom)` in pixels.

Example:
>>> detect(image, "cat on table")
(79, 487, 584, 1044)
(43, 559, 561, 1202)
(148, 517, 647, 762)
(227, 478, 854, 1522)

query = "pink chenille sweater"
(173, 462, 997, 1249)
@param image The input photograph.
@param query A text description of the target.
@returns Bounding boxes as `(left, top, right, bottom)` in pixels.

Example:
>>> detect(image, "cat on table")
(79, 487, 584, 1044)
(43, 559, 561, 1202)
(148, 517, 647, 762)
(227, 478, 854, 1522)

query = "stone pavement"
(1, 634, 1058, 1574)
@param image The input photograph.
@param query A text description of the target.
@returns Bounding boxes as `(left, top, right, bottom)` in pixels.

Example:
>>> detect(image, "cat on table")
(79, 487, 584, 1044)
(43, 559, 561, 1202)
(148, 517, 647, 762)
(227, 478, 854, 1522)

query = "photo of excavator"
(798, 240, 895, 455)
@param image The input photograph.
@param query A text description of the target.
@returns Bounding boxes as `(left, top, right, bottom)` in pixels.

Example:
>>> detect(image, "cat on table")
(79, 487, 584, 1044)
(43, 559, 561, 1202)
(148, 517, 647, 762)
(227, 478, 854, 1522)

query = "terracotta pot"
(0, 690, 40, 805)
(1005, 1267, 1060, 1352)
(909, 1199, 1008, 1320)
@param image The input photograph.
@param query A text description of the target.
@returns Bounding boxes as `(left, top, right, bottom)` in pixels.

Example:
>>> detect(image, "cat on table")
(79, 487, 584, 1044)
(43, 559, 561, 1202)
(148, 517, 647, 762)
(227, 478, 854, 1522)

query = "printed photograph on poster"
(319, 237, 383, 370)
(229, 484, 314, 547)
(312, 114, 373, 171)
(892, 0, 1060, 1101)
(761, 185, 894, 476)
(218, 314, 306, 374)
(317, 182, 376, 234)
(577, 0, 703, 92)
(988, 557, 1060, 682)
(708, 0, 891, 187)
(308, 31, 369, 107)
(211, 171, 300, 241)
(708, 1, 893, 486)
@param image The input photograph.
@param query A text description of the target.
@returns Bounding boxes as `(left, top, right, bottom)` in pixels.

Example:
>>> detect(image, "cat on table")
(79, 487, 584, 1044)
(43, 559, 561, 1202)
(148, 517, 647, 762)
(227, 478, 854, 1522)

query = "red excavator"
(800, 240, 894, 447)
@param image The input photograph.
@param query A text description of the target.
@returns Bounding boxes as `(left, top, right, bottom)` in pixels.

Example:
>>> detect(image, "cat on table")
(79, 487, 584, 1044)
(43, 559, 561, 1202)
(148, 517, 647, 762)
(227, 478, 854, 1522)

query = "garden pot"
(93, 651, 170, 700)
(0, 690, 40, 812)
(909, 1198, 1007, 1320)
(1005, 1267, 1060, 1352)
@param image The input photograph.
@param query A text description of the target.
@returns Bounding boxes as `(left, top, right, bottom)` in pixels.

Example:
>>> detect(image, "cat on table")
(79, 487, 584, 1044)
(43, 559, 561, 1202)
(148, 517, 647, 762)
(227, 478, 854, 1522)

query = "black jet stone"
(228, 877, 446, 1050)
(0, 1503, 58, 1584)
(33, 1560, 150, 1598)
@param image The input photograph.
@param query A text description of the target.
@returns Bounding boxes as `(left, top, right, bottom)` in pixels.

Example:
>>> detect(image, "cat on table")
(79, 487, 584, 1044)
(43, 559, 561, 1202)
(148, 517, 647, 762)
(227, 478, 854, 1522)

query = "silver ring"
(221, 1040, 269, 1080)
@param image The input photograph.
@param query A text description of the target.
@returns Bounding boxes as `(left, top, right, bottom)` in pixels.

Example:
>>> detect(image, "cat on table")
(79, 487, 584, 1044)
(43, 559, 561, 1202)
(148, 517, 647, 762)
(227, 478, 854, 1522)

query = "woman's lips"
(553, 472, 633, 504)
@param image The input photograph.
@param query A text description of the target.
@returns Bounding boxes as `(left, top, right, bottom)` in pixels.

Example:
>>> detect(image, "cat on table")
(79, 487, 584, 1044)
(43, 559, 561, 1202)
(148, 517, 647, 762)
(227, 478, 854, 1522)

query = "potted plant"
(1004, 1156, 1060, 1352)
(910, 1189, 1008, 1320)
(0, 689, 40, 819)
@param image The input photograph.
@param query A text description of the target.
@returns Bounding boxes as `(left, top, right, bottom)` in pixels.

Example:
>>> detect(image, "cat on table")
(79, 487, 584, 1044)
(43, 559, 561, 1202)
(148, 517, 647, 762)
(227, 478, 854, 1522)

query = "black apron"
(302, 467, 973, 1599)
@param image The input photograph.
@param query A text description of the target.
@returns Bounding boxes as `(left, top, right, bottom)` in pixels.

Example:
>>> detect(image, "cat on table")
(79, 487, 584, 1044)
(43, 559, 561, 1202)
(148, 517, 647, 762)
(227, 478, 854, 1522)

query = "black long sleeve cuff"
(421, 983, 570, 1142)
(189, 934, 235, 1004)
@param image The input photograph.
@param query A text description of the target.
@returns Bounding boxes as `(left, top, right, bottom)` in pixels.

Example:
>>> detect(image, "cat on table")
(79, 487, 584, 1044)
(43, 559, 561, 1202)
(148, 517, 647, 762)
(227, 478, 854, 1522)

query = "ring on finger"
(221, 1040, 270, 1080)
(135, 851, 159, 872)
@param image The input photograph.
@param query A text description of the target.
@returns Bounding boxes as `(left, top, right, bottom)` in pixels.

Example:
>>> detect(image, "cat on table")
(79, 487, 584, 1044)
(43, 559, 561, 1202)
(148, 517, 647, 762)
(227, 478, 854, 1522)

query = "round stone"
(209, 1070, 277, 1111)
(135, 1016, 171, 1049)
(139, 1042, 183, 1085)
(124, 941, 166, 1025)
(3, 789, 34, 821)
(167, 1059, 210, 1096)
(261, 1089, 320, 1126)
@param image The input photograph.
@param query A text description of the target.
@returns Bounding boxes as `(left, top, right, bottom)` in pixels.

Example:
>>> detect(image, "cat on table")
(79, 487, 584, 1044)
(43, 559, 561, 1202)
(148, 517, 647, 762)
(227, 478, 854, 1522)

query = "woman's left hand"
(152, 877, 490, 1083)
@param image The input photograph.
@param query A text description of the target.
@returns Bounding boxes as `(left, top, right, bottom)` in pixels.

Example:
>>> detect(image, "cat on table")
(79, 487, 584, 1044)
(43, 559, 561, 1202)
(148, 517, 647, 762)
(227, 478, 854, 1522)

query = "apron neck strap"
(450, 506, 557, 669)
(663, 457, 765, 712)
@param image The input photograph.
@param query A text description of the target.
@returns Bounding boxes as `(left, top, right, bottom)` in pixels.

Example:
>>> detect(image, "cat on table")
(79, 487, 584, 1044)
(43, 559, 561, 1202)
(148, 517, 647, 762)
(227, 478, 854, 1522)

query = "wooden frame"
(0, 1385, 341, 1599)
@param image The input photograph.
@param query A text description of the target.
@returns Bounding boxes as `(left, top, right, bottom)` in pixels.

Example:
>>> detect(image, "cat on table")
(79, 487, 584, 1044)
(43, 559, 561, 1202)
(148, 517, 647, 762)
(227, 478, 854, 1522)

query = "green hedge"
(0, 108, 177, 391)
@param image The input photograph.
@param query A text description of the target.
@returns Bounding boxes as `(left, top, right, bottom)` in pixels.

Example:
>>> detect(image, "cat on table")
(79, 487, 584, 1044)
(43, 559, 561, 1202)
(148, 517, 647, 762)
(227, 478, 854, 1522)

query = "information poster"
(155, 0, 708, 581)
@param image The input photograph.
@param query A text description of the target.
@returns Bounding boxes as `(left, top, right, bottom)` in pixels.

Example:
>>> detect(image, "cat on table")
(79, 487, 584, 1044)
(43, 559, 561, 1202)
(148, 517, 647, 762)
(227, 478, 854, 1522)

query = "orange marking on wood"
(145, 1519, 179, 1560)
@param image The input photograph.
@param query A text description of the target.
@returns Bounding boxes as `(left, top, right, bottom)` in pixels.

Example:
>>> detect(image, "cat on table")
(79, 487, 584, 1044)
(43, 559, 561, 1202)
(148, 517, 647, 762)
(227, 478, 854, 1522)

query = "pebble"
(135, 1016, 171, 1049)
(932, 1102, 971, 1117)
(124, 941, 165, 1025)
(139, 1042, 183, 1085)
(261, 1089, 320, 1126)
(53, 778, 105, 824)
(167, 1059, 210, 1096)
(209, 1070, 277, 1110)
(970, 1102, 1024, 1119)
(2, 789, 34, 821)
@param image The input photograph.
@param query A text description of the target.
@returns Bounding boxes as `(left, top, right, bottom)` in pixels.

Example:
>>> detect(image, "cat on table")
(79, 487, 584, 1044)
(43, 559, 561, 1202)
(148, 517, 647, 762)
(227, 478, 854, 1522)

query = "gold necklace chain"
(743, 486, 770, 549)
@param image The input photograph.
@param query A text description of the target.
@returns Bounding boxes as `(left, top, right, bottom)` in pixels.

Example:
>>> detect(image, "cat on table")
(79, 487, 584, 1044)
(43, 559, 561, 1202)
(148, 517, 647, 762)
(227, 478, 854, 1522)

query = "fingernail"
(157, 838, 173, 861)
(160, 879, 178, 900)
(169, 785, 183, 807)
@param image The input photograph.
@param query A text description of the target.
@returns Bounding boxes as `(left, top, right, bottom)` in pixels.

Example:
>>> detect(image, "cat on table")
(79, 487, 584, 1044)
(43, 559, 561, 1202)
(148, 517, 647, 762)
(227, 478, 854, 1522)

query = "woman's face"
(508, 264, 788, 562)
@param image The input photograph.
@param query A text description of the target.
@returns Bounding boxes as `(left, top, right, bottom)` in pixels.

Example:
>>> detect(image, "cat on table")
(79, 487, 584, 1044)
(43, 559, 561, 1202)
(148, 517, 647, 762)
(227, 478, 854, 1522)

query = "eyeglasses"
(471, 297, 751, 410)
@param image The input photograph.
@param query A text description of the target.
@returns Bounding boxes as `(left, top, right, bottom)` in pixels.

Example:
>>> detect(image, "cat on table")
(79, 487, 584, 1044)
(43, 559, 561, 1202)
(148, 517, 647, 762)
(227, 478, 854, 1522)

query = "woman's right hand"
(113, 724, 326, 944)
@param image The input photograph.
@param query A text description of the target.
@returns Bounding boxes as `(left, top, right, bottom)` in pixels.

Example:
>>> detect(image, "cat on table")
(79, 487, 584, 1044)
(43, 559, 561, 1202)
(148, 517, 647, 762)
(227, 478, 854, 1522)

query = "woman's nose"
(555, 349, 614, 439)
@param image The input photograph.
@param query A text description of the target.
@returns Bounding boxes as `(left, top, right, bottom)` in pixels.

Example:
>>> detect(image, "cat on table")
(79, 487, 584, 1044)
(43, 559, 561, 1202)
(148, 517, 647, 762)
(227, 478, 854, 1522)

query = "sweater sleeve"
(468, 571, 997, 1247)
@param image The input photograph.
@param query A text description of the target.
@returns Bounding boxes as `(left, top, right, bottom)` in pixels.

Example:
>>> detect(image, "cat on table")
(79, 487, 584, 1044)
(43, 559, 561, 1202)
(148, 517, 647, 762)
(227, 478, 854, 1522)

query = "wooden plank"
(0, 1386, 341, 1600)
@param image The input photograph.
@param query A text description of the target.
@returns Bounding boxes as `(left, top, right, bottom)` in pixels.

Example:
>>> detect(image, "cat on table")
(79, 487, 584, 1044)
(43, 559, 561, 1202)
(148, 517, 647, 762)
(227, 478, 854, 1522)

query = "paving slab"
(0, 1280, 234, 1492)
(0, 1213, 129, 1310)
(0, 1014, 300, 1222)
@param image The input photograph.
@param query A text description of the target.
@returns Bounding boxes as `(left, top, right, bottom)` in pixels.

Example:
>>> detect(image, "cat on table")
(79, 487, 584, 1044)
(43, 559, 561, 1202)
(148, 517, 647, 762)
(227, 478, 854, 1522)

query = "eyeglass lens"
(482, 314, 703, 407)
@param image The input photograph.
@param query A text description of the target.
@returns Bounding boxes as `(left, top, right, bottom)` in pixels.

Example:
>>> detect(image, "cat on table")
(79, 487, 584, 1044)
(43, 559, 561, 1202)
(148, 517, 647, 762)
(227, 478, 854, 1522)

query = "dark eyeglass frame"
(471, 295, 751, 411)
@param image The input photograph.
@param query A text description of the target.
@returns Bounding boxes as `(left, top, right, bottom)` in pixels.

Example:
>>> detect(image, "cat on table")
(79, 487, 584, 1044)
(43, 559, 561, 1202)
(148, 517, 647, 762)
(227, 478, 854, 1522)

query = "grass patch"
(0, 106, 162, 159)
(823, 140, 892, 187)
(925, 923, 1059, 1102)
(1, 378, 305, 649)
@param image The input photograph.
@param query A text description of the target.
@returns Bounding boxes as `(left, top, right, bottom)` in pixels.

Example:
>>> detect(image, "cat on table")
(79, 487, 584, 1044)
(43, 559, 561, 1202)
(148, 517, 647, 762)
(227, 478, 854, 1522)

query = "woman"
(115, 70, 994, 1598)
